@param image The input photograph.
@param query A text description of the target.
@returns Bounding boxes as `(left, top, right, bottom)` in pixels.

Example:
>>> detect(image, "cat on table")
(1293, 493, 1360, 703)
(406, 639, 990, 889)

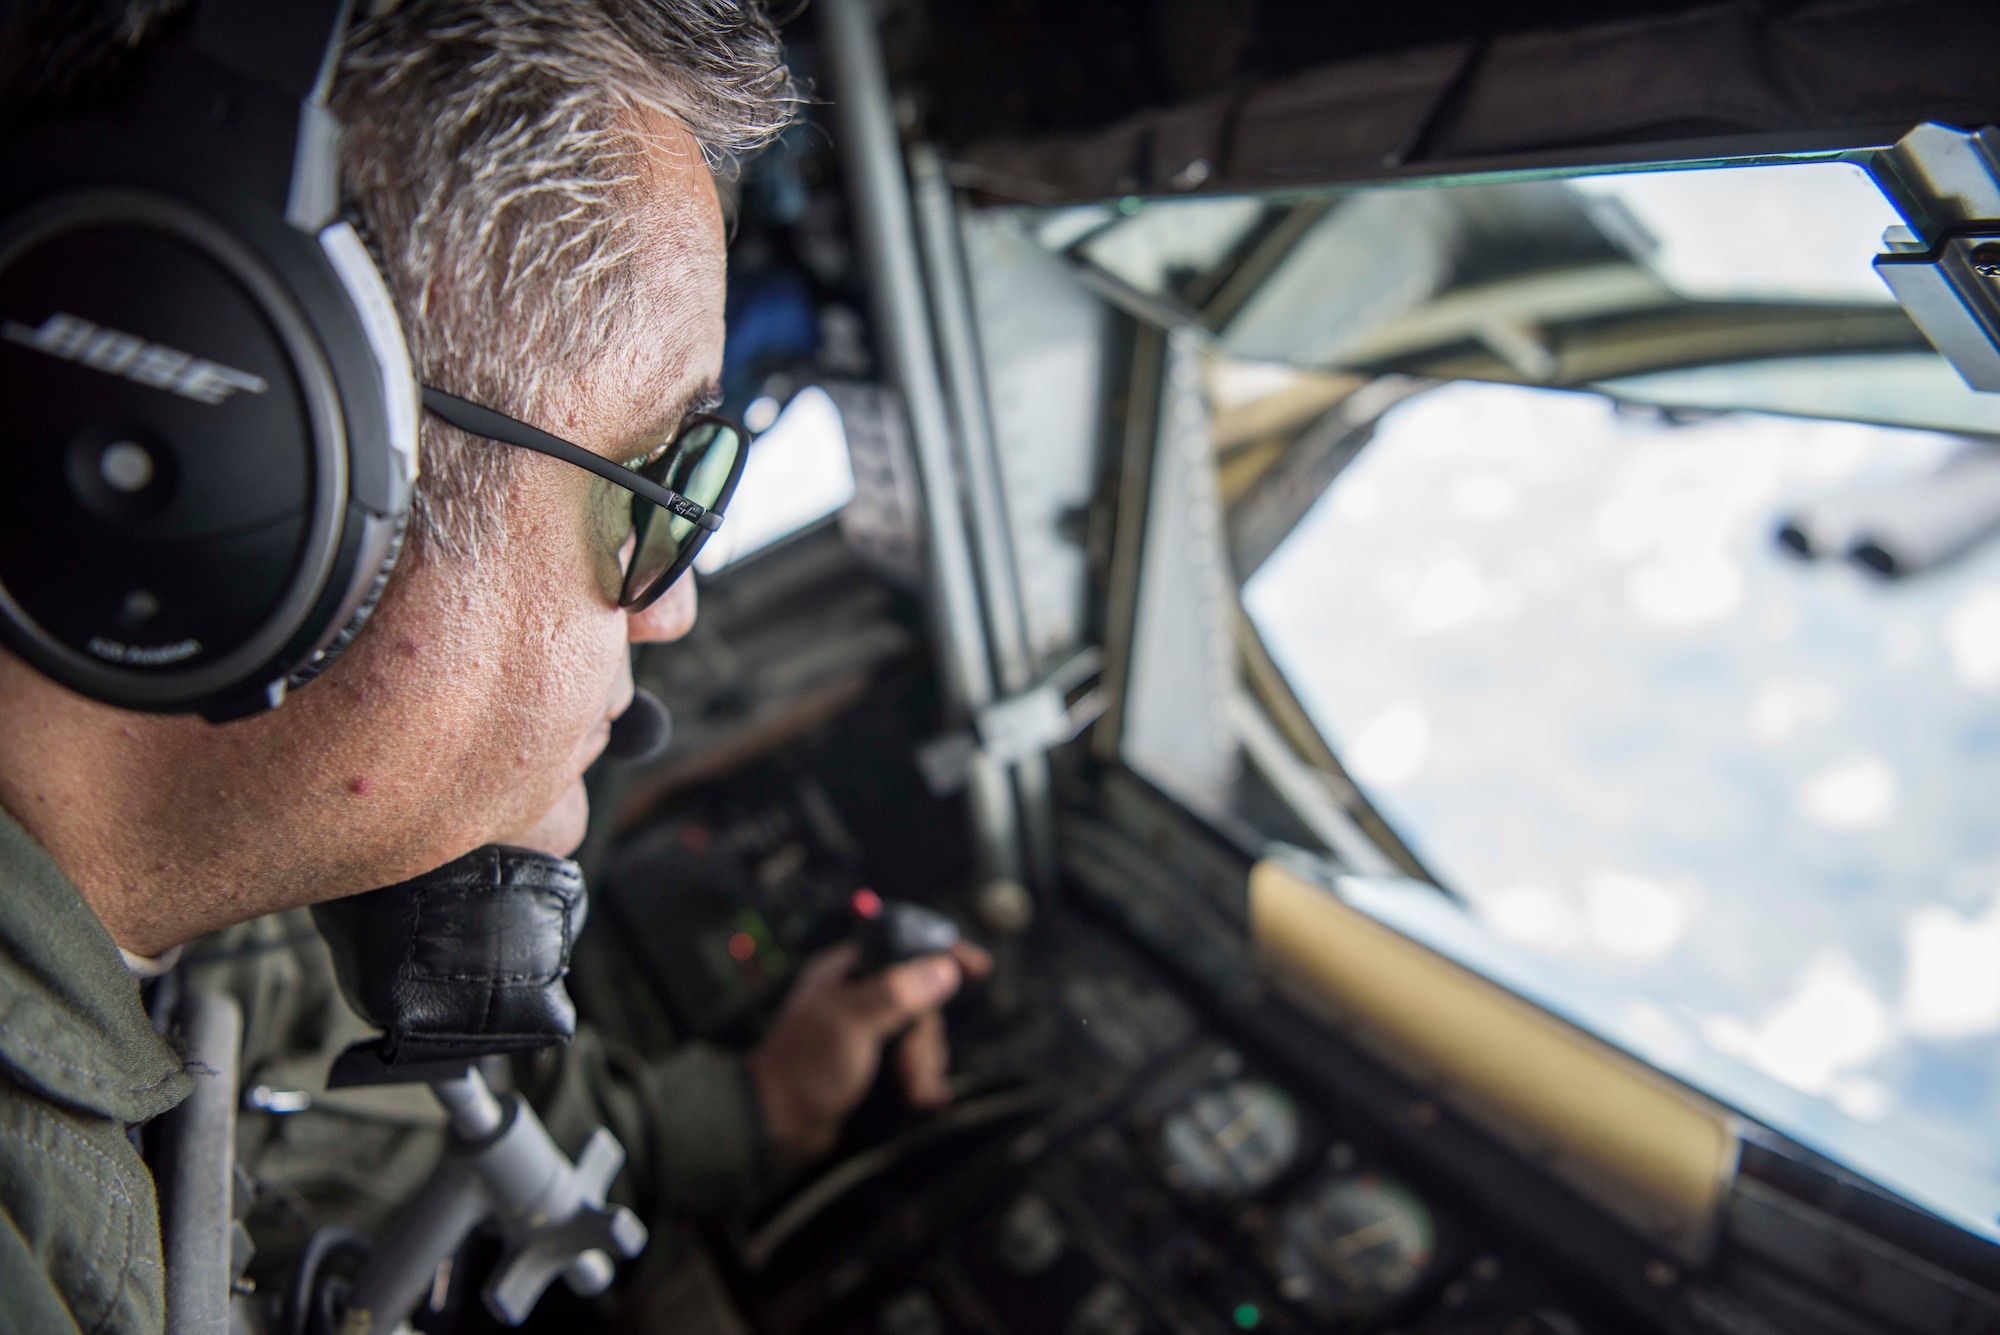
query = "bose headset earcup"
(0, 0, 415, 721)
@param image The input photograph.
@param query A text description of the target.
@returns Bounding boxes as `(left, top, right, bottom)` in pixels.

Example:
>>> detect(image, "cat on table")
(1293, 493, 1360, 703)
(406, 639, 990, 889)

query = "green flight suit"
(0, 800, 769, 1333)
(0, 807, 190, 1335)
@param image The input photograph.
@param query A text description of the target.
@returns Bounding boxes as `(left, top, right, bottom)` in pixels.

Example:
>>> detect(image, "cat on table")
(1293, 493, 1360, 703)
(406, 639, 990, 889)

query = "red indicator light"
(727, 932, 757, 961)
(851, 888, 883, 919)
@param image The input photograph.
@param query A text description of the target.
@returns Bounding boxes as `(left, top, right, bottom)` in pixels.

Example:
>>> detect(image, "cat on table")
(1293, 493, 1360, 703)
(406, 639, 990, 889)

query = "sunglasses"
(421, 386, 748, 611)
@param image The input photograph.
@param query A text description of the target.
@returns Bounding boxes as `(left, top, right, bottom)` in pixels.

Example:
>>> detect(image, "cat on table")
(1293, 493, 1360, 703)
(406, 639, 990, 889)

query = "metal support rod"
(1095, 325, 1166, 760)
(343, 1150, 490, 1328)
(433, 1066, 506, 1139)
(1010, 749, 1059, 898)
(908, 144, 1058, 896)
(908, 145, 1032, 697)
(160, 990, 243, 1335)
(822, 0, 1022, 884)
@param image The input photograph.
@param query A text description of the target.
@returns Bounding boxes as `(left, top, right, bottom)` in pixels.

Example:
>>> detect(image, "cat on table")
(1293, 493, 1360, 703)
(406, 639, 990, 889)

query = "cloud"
(1627, 553, 1746, 628)
(1797, 756, 1898, 830)
(1332, 476, 1385, 522)
(1828, 1076, 1891, 1121)
(1584, 870, 1695, 961)
(1748, 678, 1840, 744)
(1703, 952, 1891, 1095)
(1944, 586, 2000, 688)
(1902, 896, 2000, 1040)
(1479, 883, 1583, 952)
(1347, 702, 1431, 786)
(1449, 472, 1518, 519)
(1407, 557, 1521, 633)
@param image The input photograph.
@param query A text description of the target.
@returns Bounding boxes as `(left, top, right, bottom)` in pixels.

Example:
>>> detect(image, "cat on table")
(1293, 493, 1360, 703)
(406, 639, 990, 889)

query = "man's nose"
(628, 571, 697, 643)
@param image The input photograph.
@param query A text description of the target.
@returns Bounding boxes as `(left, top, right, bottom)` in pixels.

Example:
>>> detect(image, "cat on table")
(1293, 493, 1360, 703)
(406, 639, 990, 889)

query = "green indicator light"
(1232, 1303, 1261, 1330)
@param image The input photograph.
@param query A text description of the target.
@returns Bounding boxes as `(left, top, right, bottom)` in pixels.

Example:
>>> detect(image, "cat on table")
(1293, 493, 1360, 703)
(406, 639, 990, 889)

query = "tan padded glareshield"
(1249, 858, 1740, 1263)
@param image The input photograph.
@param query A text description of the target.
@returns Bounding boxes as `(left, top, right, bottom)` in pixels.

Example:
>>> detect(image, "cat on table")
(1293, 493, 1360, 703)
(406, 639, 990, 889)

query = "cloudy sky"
(1245, 381, 2000, 1238)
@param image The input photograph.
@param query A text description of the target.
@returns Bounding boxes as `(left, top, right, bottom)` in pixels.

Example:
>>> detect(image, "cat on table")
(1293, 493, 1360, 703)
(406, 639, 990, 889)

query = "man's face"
(256, 117, 726, 890)
(0, 116, 732, 955)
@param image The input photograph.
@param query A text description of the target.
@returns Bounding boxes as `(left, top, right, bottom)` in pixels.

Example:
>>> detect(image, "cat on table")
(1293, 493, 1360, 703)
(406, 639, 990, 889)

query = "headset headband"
(196, 0, 352, 224)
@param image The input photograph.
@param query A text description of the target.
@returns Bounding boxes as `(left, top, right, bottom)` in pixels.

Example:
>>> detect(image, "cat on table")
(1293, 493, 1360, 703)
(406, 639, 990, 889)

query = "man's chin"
(498, 779, 590, 858)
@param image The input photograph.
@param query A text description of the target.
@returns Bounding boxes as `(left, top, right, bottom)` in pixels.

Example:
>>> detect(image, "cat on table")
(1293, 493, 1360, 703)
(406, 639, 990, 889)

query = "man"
(0, 3, 980, 1330)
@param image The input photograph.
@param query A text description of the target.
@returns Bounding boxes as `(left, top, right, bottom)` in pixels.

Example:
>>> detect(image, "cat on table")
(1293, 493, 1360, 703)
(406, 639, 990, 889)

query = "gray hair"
(334, 1, 798, 560)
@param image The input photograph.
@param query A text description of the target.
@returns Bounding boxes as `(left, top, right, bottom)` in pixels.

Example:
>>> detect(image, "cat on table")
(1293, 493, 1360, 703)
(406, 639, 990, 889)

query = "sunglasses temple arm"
(421, 387, 723, 532)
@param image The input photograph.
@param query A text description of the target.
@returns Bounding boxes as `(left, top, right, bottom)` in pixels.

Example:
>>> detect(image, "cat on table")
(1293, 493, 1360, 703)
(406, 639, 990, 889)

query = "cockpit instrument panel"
(1159, 1078, 1302, 1198)
(723, 913, 1602, 1335)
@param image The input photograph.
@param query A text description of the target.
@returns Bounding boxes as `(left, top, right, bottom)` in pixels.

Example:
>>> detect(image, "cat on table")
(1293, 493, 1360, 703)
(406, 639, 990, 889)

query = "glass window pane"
(1242, 379, 2000, 1241)
(1076, 195, 1268, 297)
(1568, 164, 1901, 305)
(695, 385, 855, 573)
(1205, 162, 1920, 383)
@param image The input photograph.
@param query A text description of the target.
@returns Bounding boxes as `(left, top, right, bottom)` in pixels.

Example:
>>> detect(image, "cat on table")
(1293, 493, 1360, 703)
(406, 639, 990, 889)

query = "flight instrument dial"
(1273, 1172, 1436, 1323)
(1159, 1079, 1301, 1197)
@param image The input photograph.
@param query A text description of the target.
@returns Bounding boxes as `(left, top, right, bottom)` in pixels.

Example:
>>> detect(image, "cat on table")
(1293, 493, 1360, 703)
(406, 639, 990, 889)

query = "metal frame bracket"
(916, 648, 1106, 794)
(1870, 122, 2000, 392)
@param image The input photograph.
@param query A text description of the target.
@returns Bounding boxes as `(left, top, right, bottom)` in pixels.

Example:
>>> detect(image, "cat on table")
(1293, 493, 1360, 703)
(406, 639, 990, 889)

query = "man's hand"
(749, 938, 992, 1163)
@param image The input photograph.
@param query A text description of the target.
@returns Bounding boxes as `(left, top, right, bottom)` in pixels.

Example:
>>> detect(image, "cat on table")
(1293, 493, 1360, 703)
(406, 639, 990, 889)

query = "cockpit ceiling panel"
(952, 0, 2000, 204)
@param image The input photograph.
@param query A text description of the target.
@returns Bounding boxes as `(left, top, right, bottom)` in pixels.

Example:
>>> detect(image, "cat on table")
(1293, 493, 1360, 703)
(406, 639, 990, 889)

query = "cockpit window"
(1208, 163, 2000, 1241)
(694, 384, 855, 573)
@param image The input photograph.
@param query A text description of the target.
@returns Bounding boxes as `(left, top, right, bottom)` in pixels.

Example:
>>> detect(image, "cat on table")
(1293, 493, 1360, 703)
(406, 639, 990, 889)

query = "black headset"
(0, 0, 416, 721)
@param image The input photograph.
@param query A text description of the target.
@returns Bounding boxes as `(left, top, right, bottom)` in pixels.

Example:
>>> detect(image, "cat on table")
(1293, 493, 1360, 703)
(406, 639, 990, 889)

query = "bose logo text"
(3, 312, 268, 405)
